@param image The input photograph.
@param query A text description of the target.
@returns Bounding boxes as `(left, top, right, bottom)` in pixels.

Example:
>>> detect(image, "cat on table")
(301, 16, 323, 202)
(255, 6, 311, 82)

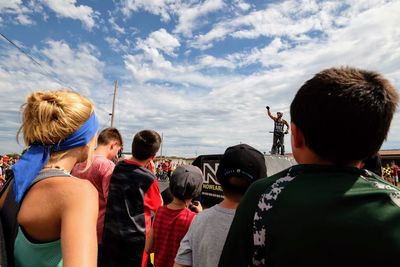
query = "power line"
(0, 32, 41, 66)
(0, 31, 76, 90)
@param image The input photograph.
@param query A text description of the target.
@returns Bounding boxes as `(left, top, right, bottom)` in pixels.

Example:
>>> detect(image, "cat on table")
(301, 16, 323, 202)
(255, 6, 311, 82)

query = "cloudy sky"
(0, 0, 399, 157)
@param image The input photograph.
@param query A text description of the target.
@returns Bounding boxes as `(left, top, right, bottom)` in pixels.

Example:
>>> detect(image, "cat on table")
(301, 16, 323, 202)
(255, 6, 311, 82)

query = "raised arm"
(266, 106, 277, 121)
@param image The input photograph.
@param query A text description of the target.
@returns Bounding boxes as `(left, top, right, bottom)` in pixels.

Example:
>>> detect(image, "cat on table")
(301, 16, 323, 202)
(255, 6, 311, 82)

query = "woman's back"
(16, 174, 98, 267)
(11, 90, 99, 267)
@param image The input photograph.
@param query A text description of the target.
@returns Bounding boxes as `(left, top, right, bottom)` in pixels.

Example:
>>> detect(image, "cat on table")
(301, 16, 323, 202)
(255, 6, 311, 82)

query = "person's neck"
(130, 156, 149, 167)
(295, 149, 362, 168)
(219, 196, 241, 209)
(167, 198, 190, 210)
(94, 145, 112, 160)
(45, 155, 78, 173)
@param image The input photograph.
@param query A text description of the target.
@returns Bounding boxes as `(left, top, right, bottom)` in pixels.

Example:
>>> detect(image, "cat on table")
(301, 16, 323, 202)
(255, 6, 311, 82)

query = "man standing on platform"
(266, 106, 289, 155)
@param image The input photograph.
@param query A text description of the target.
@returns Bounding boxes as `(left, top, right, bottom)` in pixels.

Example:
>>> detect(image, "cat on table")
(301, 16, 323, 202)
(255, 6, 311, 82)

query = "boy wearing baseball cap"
(174, 144, 267, 267)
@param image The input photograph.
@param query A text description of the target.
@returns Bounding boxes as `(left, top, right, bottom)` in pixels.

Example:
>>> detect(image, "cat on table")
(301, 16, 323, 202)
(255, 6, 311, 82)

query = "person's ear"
(109, 141, 118, 151)
(291, 122, 305, 149)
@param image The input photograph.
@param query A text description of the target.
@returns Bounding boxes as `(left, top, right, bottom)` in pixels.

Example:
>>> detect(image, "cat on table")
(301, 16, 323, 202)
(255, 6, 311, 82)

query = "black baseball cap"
(216, 144, 267, 183)
(169, 165, 203, 200)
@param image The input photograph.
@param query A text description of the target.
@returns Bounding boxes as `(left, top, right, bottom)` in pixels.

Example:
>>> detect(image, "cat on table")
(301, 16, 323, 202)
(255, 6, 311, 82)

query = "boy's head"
(169, 165, 203, 200)
(131, 129, 161, 161)
(216, 144, 267, 197)
(97, 127, 123, 160)
(290, 67, 398, 165)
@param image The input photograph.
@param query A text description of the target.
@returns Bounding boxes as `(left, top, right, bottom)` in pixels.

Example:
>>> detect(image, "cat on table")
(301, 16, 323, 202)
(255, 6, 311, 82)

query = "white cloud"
(137, 28, 180, 56)
(234, 0, 251, 12)
(190, 25, 231, 50)
(123, 50, 235, 89)
(43, 0, 98, 30)
(119, 0, 172, 22)
(108, 15, 125, 34)
(173, 0, 225, 36)
(118, 0, 225, 37)
(0, 0, 23, 10)
(0, 0, 35, 25)
(226, 38, 289, 68)
(190, 0, 346, 50)
(105, 37, 129, 53)
(39, 40, 105, 92)
(197, 55, 235, 69)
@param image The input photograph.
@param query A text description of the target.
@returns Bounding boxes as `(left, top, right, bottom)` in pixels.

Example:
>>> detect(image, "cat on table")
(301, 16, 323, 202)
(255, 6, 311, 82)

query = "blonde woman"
(11, 90, 99, 267)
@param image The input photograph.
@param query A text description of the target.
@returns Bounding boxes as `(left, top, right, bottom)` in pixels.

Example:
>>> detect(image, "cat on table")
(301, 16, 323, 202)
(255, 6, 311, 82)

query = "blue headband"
(12, 113, 99, 203)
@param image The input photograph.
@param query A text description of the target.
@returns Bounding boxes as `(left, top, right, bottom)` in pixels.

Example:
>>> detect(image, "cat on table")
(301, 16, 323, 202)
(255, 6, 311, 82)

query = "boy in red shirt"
(101, 129, 163, 267)
(145, 165, 203, 267)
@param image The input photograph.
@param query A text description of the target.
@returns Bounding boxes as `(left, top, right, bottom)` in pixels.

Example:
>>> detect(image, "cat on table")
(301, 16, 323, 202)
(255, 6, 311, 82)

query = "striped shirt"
(153, 206, 196, 267)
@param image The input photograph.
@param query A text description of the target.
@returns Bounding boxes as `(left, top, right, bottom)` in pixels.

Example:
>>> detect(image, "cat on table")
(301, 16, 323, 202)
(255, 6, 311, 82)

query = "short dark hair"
(290, 67, 398, 164)
(97, 127, 123, 146)
(131, 130, 161, 160)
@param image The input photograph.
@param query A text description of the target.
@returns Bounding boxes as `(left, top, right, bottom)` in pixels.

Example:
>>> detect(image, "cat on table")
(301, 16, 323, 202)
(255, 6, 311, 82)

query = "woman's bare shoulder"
(27, 176, 97, 208)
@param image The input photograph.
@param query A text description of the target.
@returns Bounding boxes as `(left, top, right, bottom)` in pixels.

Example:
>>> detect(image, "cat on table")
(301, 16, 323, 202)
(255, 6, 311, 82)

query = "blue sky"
(0, 0, 399, 157)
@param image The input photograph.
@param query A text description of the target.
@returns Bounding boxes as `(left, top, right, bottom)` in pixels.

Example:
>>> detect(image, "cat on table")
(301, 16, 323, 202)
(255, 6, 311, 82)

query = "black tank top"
(274, 120, 285, 133)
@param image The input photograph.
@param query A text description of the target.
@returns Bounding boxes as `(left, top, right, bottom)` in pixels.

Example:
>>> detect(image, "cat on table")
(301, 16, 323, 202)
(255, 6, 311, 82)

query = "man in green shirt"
(219, 67, 400, 267)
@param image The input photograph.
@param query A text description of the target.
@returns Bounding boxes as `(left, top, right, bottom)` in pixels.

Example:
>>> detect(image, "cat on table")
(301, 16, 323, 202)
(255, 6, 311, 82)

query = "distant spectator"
(146, 165, 203, 267)
(72, 127, 123, 248)
(101, 129, 163, 267)
(383, 163, 393, 183)
(174, 144, 266, 267)
(391, 161, 399, 186)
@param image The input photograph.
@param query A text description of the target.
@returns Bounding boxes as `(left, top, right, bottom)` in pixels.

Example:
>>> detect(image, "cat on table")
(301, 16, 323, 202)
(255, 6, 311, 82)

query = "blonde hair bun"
(19, 90, 94, 146)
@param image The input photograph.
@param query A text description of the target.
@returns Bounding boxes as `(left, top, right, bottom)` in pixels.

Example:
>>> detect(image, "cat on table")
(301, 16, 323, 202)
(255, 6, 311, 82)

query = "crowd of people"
(0, 66, 399, 267)
(0, 155, 19, 189)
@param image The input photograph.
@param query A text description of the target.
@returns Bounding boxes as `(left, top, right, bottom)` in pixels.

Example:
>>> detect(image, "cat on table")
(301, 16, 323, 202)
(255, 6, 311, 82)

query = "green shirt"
(14, 227, 63, 267)
(219, 164, 400, 267)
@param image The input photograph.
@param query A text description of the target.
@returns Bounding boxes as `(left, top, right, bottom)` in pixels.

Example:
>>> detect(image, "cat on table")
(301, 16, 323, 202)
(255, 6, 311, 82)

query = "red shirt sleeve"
(144, 179, 163, 213)
(142, 179, 163, 267)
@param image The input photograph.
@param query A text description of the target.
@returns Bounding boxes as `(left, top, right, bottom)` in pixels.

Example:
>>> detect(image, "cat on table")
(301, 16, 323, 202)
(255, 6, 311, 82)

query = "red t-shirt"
(153, 206, 196, 267)
(72, 155, 115, 244)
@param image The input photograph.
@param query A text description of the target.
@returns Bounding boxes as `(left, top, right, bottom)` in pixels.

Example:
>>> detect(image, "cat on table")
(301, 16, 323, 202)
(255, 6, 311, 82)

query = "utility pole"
(110, 80, 117, 127)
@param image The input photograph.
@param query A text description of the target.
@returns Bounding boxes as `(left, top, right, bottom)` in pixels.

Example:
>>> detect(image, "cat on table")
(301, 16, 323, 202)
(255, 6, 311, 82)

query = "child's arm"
(144, 226, 154, 253)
